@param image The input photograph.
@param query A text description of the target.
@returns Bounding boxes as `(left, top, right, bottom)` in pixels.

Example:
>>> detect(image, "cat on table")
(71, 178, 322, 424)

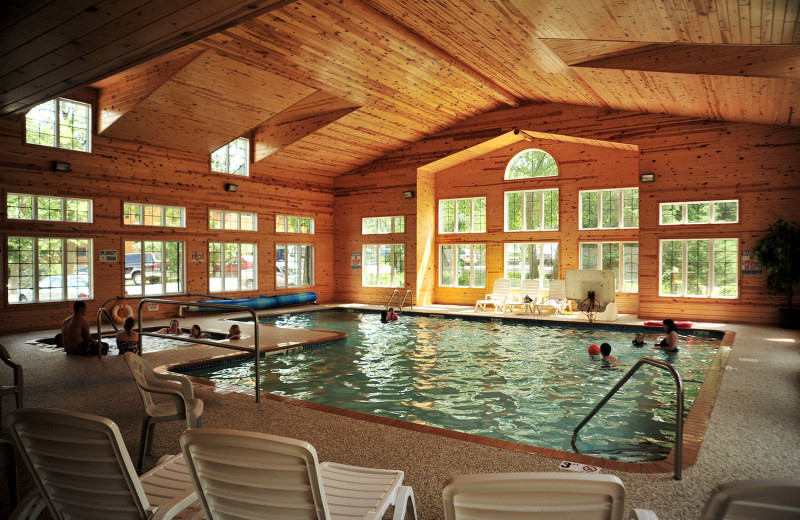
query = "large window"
(25, 98, 91, 152)
(124, 240, 184, 296)
(276, 244, 314, 289)
(276, 215, 314, 234)
(660, 200, 739, 225)
(7, 193, 92, 222)
(7, 237, 92, 303)
(363, 244, 404, 287)
(211, 137, 249, 176)
(209, 210, 257, 231)
(580, 188, 638, 229)
(363, 216, 405, 234)
(660, 239, 738, 298)
(505, 148, 558, 179)
(440, 244, 486, 288)
(439, 197, 486, 233)
(580, 242, 639, 292)
(209, 243, 256, 292)
(124, 203, 185, 227)
(504, 242, 558, 289)
(505, 189, 559, 231)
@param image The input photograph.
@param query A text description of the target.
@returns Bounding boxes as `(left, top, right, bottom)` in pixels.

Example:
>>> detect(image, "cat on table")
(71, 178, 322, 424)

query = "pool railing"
(135, 298, 262, 403)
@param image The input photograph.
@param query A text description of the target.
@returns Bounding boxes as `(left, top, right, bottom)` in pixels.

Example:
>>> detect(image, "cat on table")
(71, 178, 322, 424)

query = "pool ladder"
(386, 289, 413, 312)
(571, 357, 685, 480)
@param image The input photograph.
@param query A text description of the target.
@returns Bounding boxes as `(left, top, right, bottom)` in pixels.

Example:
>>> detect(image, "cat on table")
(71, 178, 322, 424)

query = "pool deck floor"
(0, 303, 798, 519)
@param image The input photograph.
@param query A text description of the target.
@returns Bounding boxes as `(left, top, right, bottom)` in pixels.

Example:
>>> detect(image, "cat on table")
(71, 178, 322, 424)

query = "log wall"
(0, 91, 334, 333)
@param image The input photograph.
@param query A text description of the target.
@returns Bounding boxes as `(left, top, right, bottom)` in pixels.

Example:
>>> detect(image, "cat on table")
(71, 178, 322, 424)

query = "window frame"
(439, 243, 487, 288)
(659, 238, 739, 298)
(503, 242, 559, 290)
(579, 187, 639, 230)
(362, 216, 405, 234)
(438, 197, 486, 234)
(208, 242, 257, 292)
(7, 237, 93, 304)
(504, 188, 559, 232)
(7, 193, 93, 223)
(123, 240, 185, 296)
(211, 137, 249, 176)
(123, 202, 185, 228)
(25, 97, 92, 153)
(209, 209, 257, 231)
(276, 243, 315, 289)
(362, 244, 405, 287)
(659, 199, 739, 225)
(275, 215, 315, 234)
(579, 241, 640, 293)
(504, 148, 559, 180)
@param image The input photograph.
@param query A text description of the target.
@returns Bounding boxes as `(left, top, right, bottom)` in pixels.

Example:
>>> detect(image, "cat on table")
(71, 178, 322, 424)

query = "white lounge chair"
(0, 343, 23, 420)
(443, 472, 626, 520)
(7, 407, 198, 520)
(475, 278, 511, 312)
(125, 352, 204, 473)
(535, 280, 570, 315)
(504, 278, 541, 313)
(629, 478, 800, 520)
(180, 428, 418, 520)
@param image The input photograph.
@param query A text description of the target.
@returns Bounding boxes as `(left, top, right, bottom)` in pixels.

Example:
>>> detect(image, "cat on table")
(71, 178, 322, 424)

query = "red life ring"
(112, 303, 134, 324)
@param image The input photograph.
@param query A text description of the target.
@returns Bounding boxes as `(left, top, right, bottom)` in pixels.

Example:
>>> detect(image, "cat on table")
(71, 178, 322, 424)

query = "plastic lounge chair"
(180, 428, 418, 520)
(629, 478, 800, 520)
(443, 472, 625, 520)
(6, 407, 198, 520)
(0, 343, 23, 420)
(504, 278, 541, 313)
(535, 280, 569, 315)
(475, 278, 512, 312)
(125, 352, 204, 473)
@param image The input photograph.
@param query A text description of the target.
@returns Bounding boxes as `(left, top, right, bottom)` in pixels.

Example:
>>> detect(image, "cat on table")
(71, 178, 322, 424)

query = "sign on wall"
(191, 250, 205, 262)
(351, 252, 361, 269)
(99, 250, 118, 262)
(741, 249, 762, 275)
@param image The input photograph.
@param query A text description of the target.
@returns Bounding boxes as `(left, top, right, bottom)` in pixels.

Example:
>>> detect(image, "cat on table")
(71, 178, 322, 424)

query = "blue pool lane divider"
(188, 292, 317, 312)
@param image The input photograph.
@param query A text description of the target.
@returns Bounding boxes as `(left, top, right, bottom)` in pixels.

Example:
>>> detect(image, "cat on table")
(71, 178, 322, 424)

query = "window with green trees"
(276, 215, 314, 233)
(505, 189, 558, 231)
(660, 239, 738, 297)
(363, 216, 405, 234)
(209, 210, 257, 231)
(7, 237, 92, 303)
(7, 193, 92, 223)
(580, 188, 638, 229)
(25, 98, 91, 152)
(440, 244, 486, 288)
(439, 198, 486, 233)
(363, 244, 404, 287)
(211, 137, 249, 176)
(124, 203, 184, 227)
(660, 200, 739, 225)
(579, 242, 639, 292)
(504, 242, 558, 289)
(505, 149, 558, 179)
(209, 242, 256, 292)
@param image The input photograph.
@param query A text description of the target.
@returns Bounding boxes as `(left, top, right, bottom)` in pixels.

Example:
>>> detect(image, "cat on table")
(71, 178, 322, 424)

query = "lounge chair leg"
(393, 486, 417, 520)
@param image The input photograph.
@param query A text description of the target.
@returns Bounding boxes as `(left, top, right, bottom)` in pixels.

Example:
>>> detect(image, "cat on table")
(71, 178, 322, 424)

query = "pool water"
(188, 311, 720, 462)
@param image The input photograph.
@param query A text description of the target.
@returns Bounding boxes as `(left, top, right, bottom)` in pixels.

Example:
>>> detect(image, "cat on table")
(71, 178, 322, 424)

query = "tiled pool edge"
(163, 317, 734, 475)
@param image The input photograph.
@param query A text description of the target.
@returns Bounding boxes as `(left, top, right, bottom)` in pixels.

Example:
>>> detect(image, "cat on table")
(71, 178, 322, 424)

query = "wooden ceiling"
(2, 0, 799, 177)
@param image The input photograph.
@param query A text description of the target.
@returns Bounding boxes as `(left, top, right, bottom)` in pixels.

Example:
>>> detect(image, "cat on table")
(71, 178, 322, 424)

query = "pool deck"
(0, 303, 798, 519)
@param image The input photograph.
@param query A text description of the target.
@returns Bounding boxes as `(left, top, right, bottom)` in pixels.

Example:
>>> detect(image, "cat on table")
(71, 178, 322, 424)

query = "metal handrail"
(386, 289, 400, 311)
(136, 298, 262, 403)
(571, 357, 685, 480)
(95, 297, 125, 359)
(399, 290, 413, 311)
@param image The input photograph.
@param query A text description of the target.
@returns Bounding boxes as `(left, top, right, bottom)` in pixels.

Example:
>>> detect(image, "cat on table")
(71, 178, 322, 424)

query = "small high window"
(211, 137, 249, 176)
(124, 203, 185, 227)
(209, 210, 257, 231)
(276, 215, 314, 234)
(7, 193, 92, 223)
(363, 216, 404, 234)
(505, 149, 558, 179)
(25, 98, 91, 152)
(660, 200, 738, 225)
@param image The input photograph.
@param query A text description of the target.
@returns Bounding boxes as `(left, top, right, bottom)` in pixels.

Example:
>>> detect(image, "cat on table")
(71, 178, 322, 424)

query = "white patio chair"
(0, 343, 23, 421)
(443, 472, 625, 520)
(6, 407, 198, 520)
(180, 428, 418, 520)
(125, 352, 204, 473)
(629, 478, 800, 520)
(475, 278, 511, 312)
(504, 278, 541, 313)
(535, 280, 570, 315)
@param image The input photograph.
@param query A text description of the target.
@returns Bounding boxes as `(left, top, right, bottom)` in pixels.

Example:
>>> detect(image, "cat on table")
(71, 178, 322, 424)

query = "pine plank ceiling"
(2, 0, 799, 177)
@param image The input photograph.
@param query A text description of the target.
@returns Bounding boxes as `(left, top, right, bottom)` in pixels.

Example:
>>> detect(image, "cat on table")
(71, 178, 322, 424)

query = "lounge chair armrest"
(153, 371, 195, 399)
(10, 490, 47, 520)
(628, 509, 659, 520)
(392, 486, 417, 520)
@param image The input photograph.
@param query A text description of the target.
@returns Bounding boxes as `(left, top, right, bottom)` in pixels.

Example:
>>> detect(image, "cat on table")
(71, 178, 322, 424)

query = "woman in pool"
(189, 324, 206, 339)
(653, 319, 679, 351)
(632, 333, 646, 347)
(157, 319, 184, 335)
(115, 316, 139, 355)
(386, 307, 398, 321)
(226, 324, 241, 340)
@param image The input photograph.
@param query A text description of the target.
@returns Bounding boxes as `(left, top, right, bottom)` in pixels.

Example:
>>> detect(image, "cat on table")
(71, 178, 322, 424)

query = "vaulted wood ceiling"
(2, 0, 798, 177)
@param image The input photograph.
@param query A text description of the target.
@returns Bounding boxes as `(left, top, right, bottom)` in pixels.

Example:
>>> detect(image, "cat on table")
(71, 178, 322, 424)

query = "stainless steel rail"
(386, 289, 400, 311)
(136, 298, 262, 403)
(95, 297, 124, 359)
(571, 357, 685, 480)
(399, 290, 413, 311)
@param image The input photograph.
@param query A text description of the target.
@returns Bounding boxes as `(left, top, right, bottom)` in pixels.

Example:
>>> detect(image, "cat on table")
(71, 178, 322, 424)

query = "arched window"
(505, 148, 558, 180)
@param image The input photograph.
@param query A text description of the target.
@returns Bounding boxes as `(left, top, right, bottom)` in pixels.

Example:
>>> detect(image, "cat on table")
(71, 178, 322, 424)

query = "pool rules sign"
(559, 461, 600, 473)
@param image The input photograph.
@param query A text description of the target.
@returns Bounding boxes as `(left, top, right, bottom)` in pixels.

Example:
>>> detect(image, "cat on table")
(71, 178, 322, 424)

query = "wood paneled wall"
(0, 92, 334, 333)
(334, 102, 800, 325)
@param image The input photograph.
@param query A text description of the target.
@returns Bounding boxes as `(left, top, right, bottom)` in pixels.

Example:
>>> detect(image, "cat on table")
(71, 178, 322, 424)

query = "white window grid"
(659, 200, 739, 225)
(579, 241, 639, 293)
(438, 197, 486, 234)
(362, 216, 405, 234)
(209, 210, 257, 231)
(439, 244, 486, 288)
(579, 188, 639, 230)
(659, 238, 739, 298)
(6, 193, 93, 223)
(504, 188, 559, 232)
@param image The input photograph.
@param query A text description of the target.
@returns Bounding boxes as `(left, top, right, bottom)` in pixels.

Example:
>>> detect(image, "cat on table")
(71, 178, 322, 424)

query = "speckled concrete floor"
(0, 305, 797, 519)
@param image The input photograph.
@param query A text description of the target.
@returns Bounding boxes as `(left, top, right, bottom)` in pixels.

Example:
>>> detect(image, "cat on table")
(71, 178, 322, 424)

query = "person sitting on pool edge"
(226, 324, 241, 340)
(157, 319, 184, 335)
(653, 319, 679, 352)
(189, 324, 206, 339)
(632, 333, 646, 347)
(59, 301, 109, 356)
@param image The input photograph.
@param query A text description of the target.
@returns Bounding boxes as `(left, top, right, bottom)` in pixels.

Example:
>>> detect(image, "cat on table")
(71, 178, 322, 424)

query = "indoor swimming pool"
(183, 310, 722, 462)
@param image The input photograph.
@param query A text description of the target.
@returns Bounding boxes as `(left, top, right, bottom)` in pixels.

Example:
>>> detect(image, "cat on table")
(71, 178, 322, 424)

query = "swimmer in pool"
(653, 319, 679, 352)
(226, 324, 241, 340)
(386, 307, 398, 321)
(158, 319, 184, 335)
(599, 342, 618, 362)
(632, 333, 646, 347)
(189, 324, 206, 339)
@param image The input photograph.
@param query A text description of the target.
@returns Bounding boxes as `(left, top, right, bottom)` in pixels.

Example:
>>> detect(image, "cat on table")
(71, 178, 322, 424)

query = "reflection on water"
(189, 311, 719, 462)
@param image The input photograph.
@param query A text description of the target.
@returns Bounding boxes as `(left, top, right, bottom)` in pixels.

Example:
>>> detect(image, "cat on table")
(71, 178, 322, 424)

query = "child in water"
(632, 333, 646, 347)
(600, 342, 618, 362)
(386, 308, 398, 321)
(226, 324, 241, 340)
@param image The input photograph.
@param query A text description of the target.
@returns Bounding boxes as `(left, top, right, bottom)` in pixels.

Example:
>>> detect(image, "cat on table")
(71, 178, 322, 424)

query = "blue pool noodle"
(188, 292, 317, 312)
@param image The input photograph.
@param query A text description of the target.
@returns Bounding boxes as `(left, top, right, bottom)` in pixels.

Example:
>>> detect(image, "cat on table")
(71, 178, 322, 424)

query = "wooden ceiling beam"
(346, 0, 519, 107)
